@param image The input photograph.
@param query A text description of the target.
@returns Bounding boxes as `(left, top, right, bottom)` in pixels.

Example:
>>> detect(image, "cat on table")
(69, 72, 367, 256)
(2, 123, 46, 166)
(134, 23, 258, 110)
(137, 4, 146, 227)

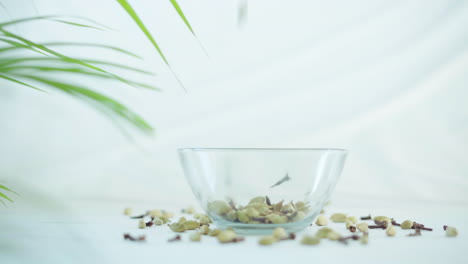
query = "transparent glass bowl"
(178, 148, 347, 234)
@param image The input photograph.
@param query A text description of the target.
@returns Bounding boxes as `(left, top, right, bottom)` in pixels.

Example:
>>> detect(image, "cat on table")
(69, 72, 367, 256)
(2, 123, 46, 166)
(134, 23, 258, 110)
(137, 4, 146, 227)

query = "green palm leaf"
(0, 73, 45, 92)
(18, 74, 154, 132)
(0, 184, 17, 205)
(0, 192, 13, 203)
(0, 37, 49, 56)
(0, 17, 156, 133)
(168, 0, 208, 56)
(0, 184, 18, 195)
(1, 29, 137, 87)
(0, 42, 142, 58)
(0, 15, 111, 30)
(0, 57, 155, 75)
(3, 65, 159, 90)
(169, 0, 195, 34)
(115, 0, 169, 65)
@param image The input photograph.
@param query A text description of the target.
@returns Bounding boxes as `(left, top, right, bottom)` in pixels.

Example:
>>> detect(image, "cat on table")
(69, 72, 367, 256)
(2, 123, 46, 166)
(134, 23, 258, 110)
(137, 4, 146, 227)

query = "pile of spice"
(207, 196, 309, 224)
(122, 205, 459, 245)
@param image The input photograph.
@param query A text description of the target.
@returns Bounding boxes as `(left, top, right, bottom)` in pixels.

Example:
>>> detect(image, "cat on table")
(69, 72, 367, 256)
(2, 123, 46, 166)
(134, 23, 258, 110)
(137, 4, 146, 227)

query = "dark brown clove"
(360, 215, 372, 220)
(349, 226, 357, 233)
(231, 237, 245, 243)
(168, 235, 181, 242)
(265, 196, 271, 206)
(123, 233, 146, 241)
(412, 222, 432, 231)
(391, 219, 401, 226)
(339, 235, 360, 244)
(368, 225, 386, 229)
(280, 233, 296, 241)
(443, 225, 448, 231)
(145, 221, 154, 227)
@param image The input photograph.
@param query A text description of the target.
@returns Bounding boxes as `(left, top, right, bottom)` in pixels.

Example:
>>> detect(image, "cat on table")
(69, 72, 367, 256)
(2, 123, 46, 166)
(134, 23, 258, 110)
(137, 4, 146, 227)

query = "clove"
(123, 233, 146, 241)
(339, 235, 360, 244)
(145, 221, 154, 227)
(443, 225, 448, 231)
(280, 233, 296, 241)
(360, 215, 372, 220)
(265, 196, 271, 206)
(412, 222, 432, 231)
(391, 219, 401, 226)
(368, 225, 386, 229)
(168, 235, 181, 242)
(349, 226, 357, 233)
(231, 237, 245, 243)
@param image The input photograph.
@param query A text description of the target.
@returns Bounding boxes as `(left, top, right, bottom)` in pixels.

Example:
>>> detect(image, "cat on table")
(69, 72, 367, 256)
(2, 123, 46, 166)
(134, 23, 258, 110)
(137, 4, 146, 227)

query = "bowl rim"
(178, 147, 347, 152)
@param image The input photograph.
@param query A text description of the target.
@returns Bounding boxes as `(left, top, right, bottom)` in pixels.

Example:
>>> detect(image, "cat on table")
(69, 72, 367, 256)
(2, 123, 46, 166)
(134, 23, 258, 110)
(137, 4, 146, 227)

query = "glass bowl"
(178, 148, 347, 235)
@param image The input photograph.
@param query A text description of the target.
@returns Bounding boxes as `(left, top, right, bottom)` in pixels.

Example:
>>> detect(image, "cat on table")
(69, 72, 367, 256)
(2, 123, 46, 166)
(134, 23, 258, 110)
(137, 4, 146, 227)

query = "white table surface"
(1, 196, 466, 264)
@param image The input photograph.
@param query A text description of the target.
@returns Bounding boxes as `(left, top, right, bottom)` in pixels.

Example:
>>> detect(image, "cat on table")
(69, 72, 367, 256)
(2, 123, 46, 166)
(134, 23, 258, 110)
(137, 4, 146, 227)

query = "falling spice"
(270, 173, 291, 188)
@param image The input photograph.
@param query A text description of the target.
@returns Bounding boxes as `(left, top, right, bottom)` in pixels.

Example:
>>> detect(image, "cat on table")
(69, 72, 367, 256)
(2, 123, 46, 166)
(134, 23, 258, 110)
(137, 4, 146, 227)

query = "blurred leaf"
(0, 184, 18, 195)
(0, 193, 13, 203)
(17, 74, 154, 133)
(49, 19, 104, 30)
(1, 29, 143, 88)
(0, 37, 49, 56)
(0, 16, 157, 133)
(0, 15, 112, 30)
(4, 65, 160, 90)
(116, 0, 169, 65)
(0, 57, 155, 75)
(237, 0, 248, 27)
(0, 73, 45, 92)
(0, 42, 142, 58)
(169, 0, 208, 56)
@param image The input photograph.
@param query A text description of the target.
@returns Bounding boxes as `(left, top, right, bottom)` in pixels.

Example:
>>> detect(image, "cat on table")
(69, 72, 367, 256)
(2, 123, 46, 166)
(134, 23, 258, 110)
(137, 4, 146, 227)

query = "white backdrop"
(1, 0, 467, 205)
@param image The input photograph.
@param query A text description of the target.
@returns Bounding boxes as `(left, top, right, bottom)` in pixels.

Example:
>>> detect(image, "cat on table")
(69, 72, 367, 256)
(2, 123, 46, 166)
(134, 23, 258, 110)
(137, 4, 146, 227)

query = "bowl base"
(214, 220, 312, 235)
